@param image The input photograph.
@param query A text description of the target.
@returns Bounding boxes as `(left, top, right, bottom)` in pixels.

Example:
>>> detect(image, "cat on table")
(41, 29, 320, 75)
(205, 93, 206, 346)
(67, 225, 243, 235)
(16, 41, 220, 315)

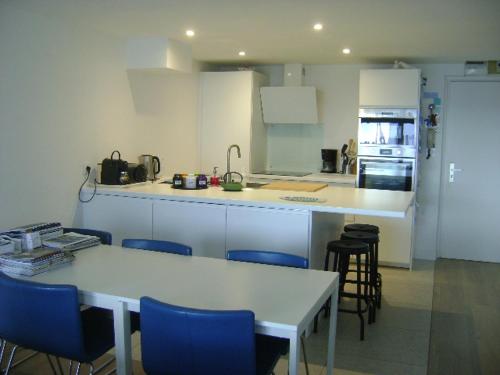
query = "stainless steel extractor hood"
(260, 64, 318, 124)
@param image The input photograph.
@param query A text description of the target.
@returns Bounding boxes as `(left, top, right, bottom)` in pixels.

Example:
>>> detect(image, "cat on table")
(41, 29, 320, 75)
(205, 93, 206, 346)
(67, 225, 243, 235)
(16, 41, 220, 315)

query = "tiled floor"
(428, 259, 500, 375)
(1, 260, 435, 374)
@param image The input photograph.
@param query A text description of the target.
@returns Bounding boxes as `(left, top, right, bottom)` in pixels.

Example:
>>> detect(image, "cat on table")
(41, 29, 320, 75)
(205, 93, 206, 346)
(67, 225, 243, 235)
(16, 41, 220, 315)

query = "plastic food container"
(184, 174, 197, 189)
(197, 174, 208, 189)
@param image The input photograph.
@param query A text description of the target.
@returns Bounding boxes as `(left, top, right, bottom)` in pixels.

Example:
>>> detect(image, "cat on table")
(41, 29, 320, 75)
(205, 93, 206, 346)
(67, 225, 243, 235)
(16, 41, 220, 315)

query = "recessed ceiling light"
(238, 51, 246, 56)
(342, 48, 351, 55)
(313, 23, 323, 31)
(186, 29, 195, 37)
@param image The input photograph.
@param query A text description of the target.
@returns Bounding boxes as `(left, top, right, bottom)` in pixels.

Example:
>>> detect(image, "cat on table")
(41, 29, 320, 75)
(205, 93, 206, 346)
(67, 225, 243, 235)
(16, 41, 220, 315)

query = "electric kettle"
(139, 154, 161, 181)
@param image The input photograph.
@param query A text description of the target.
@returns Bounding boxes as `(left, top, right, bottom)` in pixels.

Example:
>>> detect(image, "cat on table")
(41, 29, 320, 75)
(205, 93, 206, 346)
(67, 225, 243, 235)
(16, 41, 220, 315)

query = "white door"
(199, 72, 252, 175)
(438, 79, 500, 262)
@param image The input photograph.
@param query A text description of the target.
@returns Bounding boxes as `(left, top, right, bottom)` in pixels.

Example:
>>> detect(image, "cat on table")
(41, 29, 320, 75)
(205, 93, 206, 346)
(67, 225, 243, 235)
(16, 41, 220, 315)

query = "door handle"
(449, 162, 463, 183)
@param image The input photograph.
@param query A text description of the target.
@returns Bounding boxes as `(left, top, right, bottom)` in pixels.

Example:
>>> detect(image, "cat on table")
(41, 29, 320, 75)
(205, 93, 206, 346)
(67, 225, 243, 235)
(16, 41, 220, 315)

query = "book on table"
(8, 222, 64, 240)
(0, 247, 75, 276)
(1, 222, 64, 250)
(42, 232, 101, 251)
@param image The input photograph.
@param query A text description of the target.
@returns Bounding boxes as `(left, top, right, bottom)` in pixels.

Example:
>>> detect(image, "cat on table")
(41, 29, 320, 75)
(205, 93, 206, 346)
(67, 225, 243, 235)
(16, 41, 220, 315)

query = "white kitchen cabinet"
(354, 205, 414, 268)
(81, 194, 153, 245)
(226, 206, 310, 259)
(199, 71, 268, 176)
(359, 69, 420, 108)
(153, 200, 227, 258)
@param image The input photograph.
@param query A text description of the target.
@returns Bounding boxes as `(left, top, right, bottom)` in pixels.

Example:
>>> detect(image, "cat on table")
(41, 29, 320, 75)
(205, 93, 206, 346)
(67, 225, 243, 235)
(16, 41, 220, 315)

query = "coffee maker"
(321, 149, 338, 173)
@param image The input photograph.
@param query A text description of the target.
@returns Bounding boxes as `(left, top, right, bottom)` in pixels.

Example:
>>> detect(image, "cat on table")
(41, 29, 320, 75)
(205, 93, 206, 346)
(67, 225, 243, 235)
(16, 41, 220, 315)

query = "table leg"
(326, 287, 338, 375)
(288, 331, 300, 375)
(113, 301, 132, 375)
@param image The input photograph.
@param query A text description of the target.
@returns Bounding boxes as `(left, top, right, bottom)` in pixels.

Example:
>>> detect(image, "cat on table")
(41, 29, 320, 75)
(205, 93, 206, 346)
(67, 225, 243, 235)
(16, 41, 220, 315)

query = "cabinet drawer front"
(82, 194, 153, 245)
(226, 206, 310, 258)
(153, 200, 227, 259)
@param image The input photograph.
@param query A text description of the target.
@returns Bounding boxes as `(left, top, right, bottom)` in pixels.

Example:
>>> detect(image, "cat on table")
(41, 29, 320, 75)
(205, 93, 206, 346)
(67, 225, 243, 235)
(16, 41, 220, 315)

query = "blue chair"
(122, 239, 191, 333)
(0, 272, 116, 375)
(63, 227, 112, 245)
(226, 249, 310, 375)
(140, 296, 288, 375)
(122, 239, 192, 256)
(226, 249, 309, 269)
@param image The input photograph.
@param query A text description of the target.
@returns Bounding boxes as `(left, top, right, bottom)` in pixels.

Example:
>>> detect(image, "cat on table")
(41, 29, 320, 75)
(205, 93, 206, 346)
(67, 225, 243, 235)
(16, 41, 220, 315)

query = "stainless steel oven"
(357, 157, 415, 192)
(357, 108, 418, 192)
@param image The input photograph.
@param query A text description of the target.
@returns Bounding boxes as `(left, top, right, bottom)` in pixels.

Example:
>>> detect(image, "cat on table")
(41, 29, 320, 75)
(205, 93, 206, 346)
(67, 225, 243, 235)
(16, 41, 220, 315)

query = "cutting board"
(260, 181, 327, 192)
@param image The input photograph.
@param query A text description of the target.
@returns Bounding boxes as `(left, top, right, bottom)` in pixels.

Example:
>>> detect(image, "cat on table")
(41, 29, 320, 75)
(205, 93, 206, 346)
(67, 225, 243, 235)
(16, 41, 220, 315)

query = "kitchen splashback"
(266, 124, 324, 172)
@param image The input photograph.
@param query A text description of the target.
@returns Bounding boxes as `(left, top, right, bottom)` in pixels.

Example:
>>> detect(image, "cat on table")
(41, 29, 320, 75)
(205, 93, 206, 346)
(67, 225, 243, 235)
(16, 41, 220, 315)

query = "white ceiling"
(12, 0, 500, 64)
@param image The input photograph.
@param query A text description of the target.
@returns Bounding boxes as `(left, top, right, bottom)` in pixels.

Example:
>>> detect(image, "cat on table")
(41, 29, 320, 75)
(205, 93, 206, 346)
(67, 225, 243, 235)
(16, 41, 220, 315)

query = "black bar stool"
(344, 223, 380, 235)
(316, 239, 372, 340)
(344, 223, 382, 303)
(341, 230, 381, 317)
(343, 224, 382, 309)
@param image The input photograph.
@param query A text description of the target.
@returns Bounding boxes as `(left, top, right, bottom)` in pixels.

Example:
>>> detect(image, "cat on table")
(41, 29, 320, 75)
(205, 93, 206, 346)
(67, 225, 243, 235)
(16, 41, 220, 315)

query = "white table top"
(29, 245, 337, 334)
(85, 183, 414, 218)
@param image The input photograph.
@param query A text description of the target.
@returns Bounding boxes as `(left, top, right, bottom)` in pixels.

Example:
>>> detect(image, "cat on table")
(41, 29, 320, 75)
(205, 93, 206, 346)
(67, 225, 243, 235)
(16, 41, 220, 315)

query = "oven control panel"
(380, 148, 404, 156)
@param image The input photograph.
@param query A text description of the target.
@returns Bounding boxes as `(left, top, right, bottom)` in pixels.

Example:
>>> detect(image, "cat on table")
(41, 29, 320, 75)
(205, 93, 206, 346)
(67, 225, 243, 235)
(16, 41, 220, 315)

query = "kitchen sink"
(244, 182, 267, 189)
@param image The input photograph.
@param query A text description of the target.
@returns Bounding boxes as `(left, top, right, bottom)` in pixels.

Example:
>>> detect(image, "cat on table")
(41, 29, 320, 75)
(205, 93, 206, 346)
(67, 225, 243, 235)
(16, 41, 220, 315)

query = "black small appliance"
(321, 149, 338, 173)
(101, 150, 128, 185)
(127, 164, 148, 183)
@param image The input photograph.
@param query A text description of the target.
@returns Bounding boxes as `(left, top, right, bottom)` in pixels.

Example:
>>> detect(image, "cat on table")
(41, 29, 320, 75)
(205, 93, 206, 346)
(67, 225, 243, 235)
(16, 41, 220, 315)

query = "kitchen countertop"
(84, 182, 414, 218)
(247, 172, 356, 185)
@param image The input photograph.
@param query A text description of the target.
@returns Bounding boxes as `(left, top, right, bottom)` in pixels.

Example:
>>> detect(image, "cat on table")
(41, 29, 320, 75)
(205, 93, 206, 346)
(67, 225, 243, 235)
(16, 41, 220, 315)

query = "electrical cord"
(79, 166, 97, 203)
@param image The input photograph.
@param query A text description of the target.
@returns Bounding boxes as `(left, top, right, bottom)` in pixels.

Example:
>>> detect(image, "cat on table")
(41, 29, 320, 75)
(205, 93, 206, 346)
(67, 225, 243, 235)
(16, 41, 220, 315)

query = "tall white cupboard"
(359, 69, 420, 108)
(199, 71, 268, 176)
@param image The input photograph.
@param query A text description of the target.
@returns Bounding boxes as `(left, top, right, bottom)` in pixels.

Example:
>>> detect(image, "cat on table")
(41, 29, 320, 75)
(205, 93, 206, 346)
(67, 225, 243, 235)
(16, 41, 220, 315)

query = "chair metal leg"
(0, 339, 6, 368)
(356, 255, 365, 340)
(4, 345, 18, 375)
(76, 362, 82, 375)
(69, 360, 74, 375)
(300, 335, 310, 375)
(89, 363, 95, 375)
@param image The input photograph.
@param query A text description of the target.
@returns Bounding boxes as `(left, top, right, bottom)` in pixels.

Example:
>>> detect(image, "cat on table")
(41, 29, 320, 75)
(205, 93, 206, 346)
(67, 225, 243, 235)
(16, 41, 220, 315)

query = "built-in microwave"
(357, 157, 415, 192)
(358, 108, 418, 158)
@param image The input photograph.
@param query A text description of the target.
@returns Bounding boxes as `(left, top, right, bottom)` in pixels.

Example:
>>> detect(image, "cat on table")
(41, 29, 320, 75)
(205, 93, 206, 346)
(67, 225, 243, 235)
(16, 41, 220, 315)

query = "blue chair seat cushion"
(80, 307, 116, 363)
(256, 334, 289, 375)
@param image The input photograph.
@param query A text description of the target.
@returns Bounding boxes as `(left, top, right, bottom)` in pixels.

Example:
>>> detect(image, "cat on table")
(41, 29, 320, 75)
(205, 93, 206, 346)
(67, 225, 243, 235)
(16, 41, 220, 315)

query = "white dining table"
(29, 245, 339, 375)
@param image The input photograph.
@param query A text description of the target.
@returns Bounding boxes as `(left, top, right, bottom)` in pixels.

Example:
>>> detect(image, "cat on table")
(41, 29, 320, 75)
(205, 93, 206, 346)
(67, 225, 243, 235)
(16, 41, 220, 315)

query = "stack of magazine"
(0, 248, 75, 276)
(1, 222, 64, 250)
(42, 232, 101, 251)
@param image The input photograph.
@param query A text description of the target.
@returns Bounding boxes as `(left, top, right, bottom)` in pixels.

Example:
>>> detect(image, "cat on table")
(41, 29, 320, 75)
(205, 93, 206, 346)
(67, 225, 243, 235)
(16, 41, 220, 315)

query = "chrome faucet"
(224, 144, 242, 183)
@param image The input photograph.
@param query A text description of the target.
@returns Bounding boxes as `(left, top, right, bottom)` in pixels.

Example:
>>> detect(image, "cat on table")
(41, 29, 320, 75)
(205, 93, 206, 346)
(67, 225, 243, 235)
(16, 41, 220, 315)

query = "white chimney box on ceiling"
(126, 37, 192, 73)
(284, 63, 303, 86)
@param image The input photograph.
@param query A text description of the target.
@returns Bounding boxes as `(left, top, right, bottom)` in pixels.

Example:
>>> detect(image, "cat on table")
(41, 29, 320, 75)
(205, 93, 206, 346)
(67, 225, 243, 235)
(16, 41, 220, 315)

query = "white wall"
(0, 3, 199, 229)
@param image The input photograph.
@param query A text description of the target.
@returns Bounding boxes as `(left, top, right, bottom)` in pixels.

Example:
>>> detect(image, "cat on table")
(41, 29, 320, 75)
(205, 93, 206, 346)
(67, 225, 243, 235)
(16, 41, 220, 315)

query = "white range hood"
(260, 64, 318, 124)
